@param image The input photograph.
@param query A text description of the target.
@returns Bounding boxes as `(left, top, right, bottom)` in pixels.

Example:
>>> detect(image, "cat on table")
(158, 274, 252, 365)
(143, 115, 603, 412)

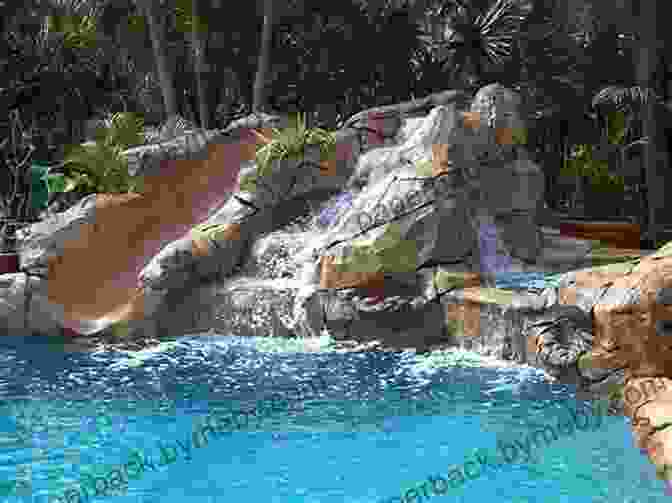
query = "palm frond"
(479, 0, 530, 36)
(592, 85, 660, 112)
(434, 0, 532, 85)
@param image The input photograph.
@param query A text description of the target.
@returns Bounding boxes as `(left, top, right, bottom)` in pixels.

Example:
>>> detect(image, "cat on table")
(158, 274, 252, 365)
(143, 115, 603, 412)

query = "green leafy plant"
(560, 143, 625, 193)
(47, 14, 98, 50)
(420, 0, 533, 87)
(511, 126, 528, 145)
(239, 112, 337, 193)
(607, 110, 627, 145)
(59, 112, 145, 194)
(332, 222, 418, 273)
(96, 112, 145, 151)
(560, 109, 641, 196)
(173, 0, 209, 34)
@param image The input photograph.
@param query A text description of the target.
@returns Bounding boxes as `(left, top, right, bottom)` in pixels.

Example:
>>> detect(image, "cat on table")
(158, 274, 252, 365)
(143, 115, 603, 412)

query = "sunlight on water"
(0, 333, 667, 503)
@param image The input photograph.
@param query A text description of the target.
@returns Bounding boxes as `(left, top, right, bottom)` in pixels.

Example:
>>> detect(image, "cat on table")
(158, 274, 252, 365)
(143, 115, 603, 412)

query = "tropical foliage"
(59, 112, 145, 194)
(592, 85, 661, 116)
(418, 0, 534, 89)
(591, 85, 660, 153)
(0, 0, 133, 145)
(46, 11, 99, 49)
(559, 104, 655, 197)
(239, 112, 337, 193)
(2, 0, 670, 233)
(0, 111, 45, 251)
(560, 143, 625, 193)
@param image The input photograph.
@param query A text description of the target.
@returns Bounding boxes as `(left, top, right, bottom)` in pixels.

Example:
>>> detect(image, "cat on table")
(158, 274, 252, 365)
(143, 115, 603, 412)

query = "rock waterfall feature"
(2, 85, 671, 483)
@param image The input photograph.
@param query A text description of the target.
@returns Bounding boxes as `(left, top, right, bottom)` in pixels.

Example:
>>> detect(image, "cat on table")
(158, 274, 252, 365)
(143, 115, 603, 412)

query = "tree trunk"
(136, 0, 178, 120)
(636, 0, 667, 247)
(252, 0, 274, 113)
(191, 0, 209, 129)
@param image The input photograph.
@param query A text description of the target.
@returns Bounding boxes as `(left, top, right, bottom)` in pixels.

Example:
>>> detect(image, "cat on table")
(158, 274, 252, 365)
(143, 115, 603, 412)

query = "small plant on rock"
(239, 112, 337, 193)
(332, 222, 418, 274)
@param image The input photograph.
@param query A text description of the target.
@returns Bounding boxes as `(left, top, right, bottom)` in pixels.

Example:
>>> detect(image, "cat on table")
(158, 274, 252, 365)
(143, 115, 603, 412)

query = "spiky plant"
(591, 85, 659, 153)
(239, 112, 337, 193)
(194, 113, 338, 244)
(419, 0, 533, 88)
(592, 85, 661, 117)
(59, 112, 145, 194)
(253, 112, 337, 175)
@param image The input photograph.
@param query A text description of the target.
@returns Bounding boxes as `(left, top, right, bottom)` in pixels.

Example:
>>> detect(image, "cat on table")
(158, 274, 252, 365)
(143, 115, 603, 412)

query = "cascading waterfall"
(206, 192, 351, 339)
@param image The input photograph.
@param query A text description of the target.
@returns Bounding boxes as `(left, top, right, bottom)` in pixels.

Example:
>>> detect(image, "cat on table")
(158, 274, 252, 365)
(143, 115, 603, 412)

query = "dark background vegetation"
(1, 0, 671, 243)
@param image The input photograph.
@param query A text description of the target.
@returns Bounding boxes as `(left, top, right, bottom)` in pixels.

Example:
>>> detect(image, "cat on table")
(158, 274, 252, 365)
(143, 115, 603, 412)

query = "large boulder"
(347, 104, 459, 190)
(465, 84, 545, 263)
(628, 375, 672, 489)
(314, 84, 545, 294)
(550, 242, 672, 484)
(527, 303, 594, 382)
(578, 245, 672, 378)
(319, 286, 448, 352)
(0, 272, 80, 336)
(17, 193, 100, 277)
(0, 273, 30, 332)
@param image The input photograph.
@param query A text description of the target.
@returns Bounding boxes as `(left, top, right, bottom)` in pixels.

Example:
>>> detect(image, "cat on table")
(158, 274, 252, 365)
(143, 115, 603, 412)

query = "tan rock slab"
(444, 287, 515, 339)
(319, 255, 386, 290)
(591, 256, 672, 377)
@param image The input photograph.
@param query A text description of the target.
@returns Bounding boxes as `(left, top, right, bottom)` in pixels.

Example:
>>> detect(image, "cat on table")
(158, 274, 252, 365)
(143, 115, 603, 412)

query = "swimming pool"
(0, 332, 666, 503)
(493, 271, 565, 292)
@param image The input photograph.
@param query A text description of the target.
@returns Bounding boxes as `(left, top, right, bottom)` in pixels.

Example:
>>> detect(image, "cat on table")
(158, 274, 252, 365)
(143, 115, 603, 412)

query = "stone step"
(437, 240, 654, 364)
(440, 284, 545, 364)
(440, 238, 653, 364)
(538, 229, 652, 272)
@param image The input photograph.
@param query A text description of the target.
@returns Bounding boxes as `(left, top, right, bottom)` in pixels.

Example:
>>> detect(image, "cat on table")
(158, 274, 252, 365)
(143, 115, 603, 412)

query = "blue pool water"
(0, 332, 667, 503)
(493, 271, 564, 292)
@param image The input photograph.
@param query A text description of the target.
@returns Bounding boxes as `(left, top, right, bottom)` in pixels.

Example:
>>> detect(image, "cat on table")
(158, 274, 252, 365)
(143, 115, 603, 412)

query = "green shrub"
(60, 112, 145, 194)
(560, 143, 625, 193)
(239, 112, 337, 193)
(560, 111, 629, 194)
